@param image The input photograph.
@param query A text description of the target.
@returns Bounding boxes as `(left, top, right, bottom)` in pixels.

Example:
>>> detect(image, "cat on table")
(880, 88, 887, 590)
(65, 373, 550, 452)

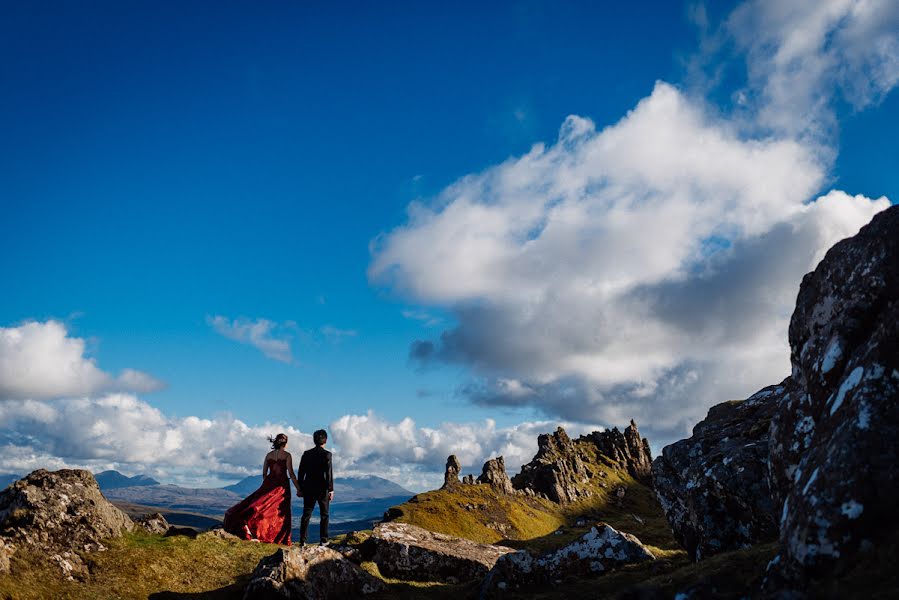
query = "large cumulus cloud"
(369, 1, 897, 446)
(0, 320, 163, 401)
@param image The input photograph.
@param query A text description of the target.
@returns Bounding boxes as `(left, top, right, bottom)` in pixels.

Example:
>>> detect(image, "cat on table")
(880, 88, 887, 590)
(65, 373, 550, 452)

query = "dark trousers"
(299, 494, 330, 543)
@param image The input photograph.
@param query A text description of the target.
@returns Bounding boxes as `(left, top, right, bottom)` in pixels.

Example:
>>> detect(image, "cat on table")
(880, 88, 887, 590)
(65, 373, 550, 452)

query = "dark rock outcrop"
(652, 384, 785, 560)
(591, 420, 654, 483)
(243, 545, 385, 599)
(135, 512, 169, 535)
(767, 204, 899, 585)
(476, 457, 514, 494)
(0, 469, 133, 579)
(512, 423, 653, 503)
(511, 427, 594, 503)
(481, 523, 654, 596)
(462, 474, 475, 485)
(371, 522, 514, 583)
(442, 455, 461, 489)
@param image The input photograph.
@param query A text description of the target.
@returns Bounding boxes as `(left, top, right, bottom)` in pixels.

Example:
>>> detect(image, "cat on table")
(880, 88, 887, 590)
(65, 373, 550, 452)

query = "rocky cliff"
(653, 204, 899, 593)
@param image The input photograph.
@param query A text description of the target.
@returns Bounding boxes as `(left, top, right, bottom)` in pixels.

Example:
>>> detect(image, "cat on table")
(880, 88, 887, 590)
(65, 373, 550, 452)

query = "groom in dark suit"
(297, 428, 334, 546)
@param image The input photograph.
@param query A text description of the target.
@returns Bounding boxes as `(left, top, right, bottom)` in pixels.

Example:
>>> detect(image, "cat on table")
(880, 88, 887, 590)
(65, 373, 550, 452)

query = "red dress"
(223, 457, 292, 545)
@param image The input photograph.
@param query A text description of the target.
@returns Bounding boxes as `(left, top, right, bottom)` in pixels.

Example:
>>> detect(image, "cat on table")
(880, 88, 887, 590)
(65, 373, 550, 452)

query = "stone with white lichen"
(766, 204, 899, 587)
(479, 523, 654, 596)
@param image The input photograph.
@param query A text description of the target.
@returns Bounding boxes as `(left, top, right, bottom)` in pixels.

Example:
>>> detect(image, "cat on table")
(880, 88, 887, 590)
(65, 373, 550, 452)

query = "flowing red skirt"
(223, 463, 292, 545)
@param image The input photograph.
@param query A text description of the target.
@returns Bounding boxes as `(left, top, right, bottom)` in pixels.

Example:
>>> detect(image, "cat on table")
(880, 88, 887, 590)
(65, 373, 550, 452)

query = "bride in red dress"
(223, 433, 301, 544)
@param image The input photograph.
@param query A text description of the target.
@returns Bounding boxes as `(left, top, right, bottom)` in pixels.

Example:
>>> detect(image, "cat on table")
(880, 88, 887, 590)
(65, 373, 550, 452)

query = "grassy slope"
(0, 531, 275, 600)
(387, 455, 680, 556)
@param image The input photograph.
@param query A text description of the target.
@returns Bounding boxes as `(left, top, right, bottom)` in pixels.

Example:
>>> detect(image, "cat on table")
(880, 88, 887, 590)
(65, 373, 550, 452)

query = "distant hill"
(103, 485, 240, 516)
(111, 501, 222, 531)
(0, 473, 20, 490)
(222, 474, 413, 502)
(94, 470, 160, 490)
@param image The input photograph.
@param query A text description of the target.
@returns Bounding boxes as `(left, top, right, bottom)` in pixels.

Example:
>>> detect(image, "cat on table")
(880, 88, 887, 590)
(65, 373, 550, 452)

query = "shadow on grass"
(148, 580, 246, 599)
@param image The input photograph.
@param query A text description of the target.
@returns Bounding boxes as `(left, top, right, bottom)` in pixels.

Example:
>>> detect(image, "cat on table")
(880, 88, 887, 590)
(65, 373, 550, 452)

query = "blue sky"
(2, 1, 897, 489)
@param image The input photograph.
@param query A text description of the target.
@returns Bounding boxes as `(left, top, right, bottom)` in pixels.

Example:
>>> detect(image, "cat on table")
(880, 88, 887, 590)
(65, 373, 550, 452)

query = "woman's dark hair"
(313, 429, 327, 446)
(268, 433, 288, 450)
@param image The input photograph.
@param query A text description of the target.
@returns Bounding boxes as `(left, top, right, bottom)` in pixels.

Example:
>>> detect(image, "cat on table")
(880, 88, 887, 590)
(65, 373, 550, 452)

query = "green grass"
(0, 531, 276, 600)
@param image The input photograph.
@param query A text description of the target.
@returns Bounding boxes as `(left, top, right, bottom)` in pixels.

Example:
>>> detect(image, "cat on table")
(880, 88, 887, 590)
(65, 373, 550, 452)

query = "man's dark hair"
(313, 429, 328, 446)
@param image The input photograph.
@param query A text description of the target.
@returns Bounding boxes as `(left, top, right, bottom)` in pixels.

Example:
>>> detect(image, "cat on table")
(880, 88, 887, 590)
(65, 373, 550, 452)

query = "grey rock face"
(476, 456, 514, 494)
(0, 469, 133, 579)
(442, 455, 461, 489)
(243, 545, 386, 599)
(652, 384, 785, 560)
(481, 523, 654, 596)
(135, 512, 169, 535)
(768, 204, 899, 585)
(371, 521, 515, 583)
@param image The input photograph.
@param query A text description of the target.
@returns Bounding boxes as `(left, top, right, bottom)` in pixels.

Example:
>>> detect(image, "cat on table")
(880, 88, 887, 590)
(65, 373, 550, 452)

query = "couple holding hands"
(223, 429, 333, 546)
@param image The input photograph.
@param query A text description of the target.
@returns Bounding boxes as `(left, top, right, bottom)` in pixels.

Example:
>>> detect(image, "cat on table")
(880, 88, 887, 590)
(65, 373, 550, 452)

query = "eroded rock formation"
(590, 420, 654, 483)
(371, 522, 515, 583)
(652, 384, 785, 560)
(481, 523, 654, 596)
(512, 423, 653, 503)
(442, 455, 461, 488)
(476, 456, 514, 494)
(243, 545, 385, 599)
(0, 469, 133, 579)
(511, 427, 594, 503)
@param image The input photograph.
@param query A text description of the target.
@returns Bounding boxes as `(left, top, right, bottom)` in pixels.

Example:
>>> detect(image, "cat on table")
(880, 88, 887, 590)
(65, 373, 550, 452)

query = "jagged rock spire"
(442, 455, 461, 489)
(476, 457, 514, 494)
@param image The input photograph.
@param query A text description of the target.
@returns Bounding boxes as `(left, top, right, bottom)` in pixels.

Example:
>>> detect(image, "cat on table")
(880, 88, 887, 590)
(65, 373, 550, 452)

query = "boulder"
(652, 384, 784, 560)
(768, 204, 899, 585)
(442, 455, 461, 488)
(371, 521, 515, 583)
(198, 527, 241, 541)
(462, 474, 475, 485)
(476, 456, 514, 494)
(243, 545, 386, 599)
(0, 469, 132, 579)
(481, 523, 654, 596)
(135, 512, 169, 535)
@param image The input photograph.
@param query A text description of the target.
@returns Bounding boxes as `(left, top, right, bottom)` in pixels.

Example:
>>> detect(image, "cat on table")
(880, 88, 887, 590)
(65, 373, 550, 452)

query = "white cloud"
(207, 315, 293, 363)
(370, 79, 891, 444)
(0, 394, 311, 487)
(713, 0, 899, 145)
(0, 393, 590, 491)
(0, 321, 163, 401)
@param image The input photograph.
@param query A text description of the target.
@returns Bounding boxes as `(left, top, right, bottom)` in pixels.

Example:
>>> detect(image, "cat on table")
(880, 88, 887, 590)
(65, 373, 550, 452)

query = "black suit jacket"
(297, 446, 333, 499)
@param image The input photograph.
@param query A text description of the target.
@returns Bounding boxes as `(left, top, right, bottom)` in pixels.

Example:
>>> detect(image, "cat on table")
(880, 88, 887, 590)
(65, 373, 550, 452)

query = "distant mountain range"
(94, 470, 160, 489)
(223, 474, 412, 502)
